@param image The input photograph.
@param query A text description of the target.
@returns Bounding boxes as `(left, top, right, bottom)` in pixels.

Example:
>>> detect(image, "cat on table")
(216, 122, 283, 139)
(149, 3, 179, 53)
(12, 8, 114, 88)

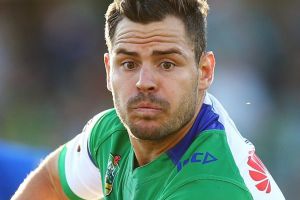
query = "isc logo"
(177, 152, 218, 172)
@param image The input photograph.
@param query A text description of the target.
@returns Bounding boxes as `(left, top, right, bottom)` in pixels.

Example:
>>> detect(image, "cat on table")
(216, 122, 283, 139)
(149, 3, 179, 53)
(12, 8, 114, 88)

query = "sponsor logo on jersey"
(177, 151, 217, 171)
(105, 154, 121, 196)
(247, 152, 271, 193)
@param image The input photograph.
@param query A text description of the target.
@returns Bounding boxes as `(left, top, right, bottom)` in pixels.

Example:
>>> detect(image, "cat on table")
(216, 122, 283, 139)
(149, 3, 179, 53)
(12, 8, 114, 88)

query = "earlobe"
(104, 53, 112, 91)
(198, 51, 215, 90)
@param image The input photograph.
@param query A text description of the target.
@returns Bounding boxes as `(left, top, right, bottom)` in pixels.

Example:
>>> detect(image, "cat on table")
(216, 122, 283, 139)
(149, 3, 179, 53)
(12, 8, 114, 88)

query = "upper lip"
(131, 102, 162, 110)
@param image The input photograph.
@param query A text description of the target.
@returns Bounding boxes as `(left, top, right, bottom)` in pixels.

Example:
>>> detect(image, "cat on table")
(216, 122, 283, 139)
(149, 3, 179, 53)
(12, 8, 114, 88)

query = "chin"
(128, 123, 174, 141)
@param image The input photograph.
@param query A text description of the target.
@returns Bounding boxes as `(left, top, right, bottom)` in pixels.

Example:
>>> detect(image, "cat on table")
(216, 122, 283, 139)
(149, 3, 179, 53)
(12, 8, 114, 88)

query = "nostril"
(148, 86, 155, 91)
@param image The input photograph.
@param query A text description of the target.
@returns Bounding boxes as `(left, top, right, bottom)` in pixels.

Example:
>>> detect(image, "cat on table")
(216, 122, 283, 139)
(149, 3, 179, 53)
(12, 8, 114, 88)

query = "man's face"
(105, 16, 203, 140)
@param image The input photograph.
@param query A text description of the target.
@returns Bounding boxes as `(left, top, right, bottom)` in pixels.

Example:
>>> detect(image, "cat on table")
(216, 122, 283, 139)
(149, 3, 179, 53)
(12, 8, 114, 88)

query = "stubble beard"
(113, 83, 199, 141)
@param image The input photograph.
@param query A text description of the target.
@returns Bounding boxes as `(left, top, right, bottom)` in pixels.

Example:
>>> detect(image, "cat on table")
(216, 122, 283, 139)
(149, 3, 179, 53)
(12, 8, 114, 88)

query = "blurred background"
(0, 0, 299, 199)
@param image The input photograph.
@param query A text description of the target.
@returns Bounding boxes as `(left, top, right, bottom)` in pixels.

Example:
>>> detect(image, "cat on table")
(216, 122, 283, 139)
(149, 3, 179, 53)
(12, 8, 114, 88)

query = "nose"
(136, 67, 157, 93)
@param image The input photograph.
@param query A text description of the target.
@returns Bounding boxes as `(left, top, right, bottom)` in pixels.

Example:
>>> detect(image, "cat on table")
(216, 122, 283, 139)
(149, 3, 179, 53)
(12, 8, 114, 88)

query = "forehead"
(111, 15, 193, 54)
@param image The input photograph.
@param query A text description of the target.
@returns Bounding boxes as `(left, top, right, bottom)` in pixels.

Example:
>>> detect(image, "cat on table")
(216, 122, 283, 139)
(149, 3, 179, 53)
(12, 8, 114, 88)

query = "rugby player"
(12, 0, 285, 199)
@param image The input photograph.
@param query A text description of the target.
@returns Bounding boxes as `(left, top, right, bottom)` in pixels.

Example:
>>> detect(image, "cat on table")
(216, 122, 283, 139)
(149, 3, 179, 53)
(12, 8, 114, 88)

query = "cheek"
(164, 76, 197, 106)
(169, 71, 198, 94)
(111, 74, 134, 105)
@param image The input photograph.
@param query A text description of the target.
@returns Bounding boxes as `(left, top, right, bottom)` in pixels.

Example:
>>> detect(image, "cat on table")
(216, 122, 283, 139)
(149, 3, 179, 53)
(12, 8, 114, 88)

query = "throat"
(131, 140, 166, 167)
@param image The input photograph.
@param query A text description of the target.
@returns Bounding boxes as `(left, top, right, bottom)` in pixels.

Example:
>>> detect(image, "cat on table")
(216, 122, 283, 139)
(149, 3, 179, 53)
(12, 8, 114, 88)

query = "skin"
(12, 15, 215, 199)
(11, 147, 68, 200)
(104, 15, 215, 166)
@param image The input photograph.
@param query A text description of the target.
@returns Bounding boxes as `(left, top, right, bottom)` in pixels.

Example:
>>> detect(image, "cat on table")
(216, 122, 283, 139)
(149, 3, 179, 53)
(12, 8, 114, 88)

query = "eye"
(160, 61, 175, 70)
(122, 61, 136, 70)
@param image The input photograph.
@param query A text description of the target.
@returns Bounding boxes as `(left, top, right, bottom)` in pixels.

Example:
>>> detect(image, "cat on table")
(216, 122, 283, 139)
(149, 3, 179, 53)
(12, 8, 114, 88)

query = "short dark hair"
(105, 0, 209, 63)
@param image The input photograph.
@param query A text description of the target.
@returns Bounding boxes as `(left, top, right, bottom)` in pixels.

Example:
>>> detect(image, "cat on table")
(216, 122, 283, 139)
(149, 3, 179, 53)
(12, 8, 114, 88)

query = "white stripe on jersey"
(205, 93, 285, 200)
(64, 113, 104, 199)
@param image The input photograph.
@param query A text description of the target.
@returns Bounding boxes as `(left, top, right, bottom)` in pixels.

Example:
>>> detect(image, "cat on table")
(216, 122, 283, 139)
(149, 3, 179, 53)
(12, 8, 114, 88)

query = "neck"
(129, 97, 204, 167)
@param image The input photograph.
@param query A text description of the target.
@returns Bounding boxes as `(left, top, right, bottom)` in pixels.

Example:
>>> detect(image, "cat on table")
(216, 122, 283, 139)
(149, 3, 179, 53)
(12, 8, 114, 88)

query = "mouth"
(126, 93, 170, 118)
(131, 102, 163, 114)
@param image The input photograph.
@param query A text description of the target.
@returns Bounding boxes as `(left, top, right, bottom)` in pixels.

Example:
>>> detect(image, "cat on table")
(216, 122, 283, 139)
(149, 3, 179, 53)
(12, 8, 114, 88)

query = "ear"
(104, 53, 112, 91)
(198, 51, 215, 90)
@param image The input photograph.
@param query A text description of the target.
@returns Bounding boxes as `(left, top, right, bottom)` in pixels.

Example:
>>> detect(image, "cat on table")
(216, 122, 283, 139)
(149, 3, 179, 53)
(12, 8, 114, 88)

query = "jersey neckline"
(166, 102, 225, 165)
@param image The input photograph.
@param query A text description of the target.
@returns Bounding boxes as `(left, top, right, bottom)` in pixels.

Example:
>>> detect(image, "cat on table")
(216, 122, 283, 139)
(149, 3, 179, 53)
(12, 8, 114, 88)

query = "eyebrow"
(115, 47, 186, 58)
(115, 48, 139, 56)
(152, 48, 184, 57)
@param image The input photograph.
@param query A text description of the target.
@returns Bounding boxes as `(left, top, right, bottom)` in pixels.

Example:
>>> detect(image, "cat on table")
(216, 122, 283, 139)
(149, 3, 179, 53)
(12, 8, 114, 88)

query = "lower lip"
(133, 107, 162, 114)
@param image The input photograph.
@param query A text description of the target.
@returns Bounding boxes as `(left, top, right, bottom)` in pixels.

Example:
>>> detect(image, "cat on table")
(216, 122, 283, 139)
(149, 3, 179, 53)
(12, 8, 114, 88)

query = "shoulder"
(88, 108, 127, 155)
(200, 94, 286, 200)
(88, 109, 125, 139)
(86, 108, 124, 133)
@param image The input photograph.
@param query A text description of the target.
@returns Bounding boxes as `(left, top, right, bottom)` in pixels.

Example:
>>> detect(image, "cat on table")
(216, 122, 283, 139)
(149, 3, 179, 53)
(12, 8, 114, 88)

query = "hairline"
(107, 15, 197, 61)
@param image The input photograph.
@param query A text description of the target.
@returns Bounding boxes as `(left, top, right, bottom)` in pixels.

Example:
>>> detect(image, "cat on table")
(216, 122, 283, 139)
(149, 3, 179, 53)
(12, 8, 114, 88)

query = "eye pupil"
(124, 62, 135, 70)
(162, 62, 174, 70)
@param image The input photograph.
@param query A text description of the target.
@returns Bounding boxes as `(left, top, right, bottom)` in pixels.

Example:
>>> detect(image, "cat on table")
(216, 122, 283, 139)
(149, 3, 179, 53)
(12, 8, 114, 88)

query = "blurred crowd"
(0, 0, 299, 199)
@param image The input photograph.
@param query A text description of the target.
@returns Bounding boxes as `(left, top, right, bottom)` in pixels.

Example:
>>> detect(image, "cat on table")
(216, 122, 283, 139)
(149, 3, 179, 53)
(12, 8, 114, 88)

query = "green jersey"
(58, 93, 285, 200)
